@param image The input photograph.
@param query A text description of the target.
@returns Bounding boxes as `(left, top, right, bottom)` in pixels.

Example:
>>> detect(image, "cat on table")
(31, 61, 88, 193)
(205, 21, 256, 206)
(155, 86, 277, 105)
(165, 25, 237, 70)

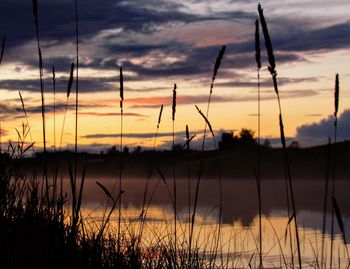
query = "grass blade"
(67, 62, 75, 98)
(332, 196, 346, 245)
(0, 35, 5, 65)
(195, 105, 214, 139)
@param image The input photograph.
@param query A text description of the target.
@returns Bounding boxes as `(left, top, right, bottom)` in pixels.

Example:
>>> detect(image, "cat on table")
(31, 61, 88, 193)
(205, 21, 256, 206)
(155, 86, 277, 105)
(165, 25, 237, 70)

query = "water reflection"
(68, 177, 350, 226)
(62, 177, 350, 267)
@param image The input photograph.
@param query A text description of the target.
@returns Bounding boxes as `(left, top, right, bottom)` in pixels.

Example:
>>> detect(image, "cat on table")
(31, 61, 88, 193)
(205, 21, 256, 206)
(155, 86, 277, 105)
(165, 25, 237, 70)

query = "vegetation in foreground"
(0, 2, 349, 269)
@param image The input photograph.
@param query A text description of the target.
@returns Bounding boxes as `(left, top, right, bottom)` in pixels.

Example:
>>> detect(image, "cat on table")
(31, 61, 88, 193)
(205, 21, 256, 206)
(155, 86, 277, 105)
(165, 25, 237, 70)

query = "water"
(63, 177, 350, 268)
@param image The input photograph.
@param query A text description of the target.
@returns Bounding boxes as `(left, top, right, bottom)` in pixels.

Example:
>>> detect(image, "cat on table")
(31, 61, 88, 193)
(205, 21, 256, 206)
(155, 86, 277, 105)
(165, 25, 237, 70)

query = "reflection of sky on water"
(72, 177, 350, 227)
(79, 206, 350, 268)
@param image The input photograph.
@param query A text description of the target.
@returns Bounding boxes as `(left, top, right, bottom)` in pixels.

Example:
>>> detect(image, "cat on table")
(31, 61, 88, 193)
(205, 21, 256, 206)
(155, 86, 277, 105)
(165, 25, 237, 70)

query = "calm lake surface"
(63, 177, 350, 268)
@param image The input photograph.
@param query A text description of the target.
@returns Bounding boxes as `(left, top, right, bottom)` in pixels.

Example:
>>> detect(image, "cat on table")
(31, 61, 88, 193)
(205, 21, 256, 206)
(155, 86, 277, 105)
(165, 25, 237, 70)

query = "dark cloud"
(271, 22, 350, 52)
(1, 0, 349, 98)
(217, 77, 318, 88)
(0, 0, 199, 47)
(0, 77, 114, 93)
(296, 109, 350, 141)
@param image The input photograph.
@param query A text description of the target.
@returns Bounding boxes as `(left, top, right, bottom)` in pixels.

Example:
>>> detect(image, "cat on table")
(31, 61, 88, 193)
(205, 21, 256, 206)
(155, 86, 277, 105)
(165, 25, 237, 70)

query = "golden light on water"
(79, 206, 350, 268)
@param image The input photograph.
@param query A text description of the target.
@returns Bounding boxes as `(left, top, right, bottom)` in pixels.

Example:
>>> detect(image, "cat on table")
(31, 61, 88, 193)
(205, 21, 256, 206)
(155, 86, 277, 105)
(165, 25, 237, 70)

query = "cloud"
(271, 22, 350, 52)
(127, 89, 318, 108)
(81, 130, 204, 140)
(216, 77, 318, 88)
(296, 109, 350, 142)
(81, 128, 231, 150)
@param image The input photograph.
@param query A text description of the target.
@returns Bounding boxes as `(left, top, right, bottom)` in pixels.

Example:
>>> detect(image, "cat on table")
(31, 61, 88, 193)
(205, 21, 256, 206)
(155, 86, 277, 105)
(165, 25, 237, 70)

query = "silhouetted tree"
(238, 128, 256, 145)
(133, 146, 142, 154)
(107, 145, 117, 155)
(219, 131, 238, 150)
(123, 146, 129, 154)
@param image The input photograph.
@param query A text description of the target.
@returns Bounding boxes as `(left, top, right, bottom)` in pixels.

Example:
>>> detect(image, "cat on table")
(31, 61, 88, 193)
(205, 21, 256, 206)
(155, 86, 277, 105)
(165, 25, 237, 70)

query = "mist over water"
(62, 177, 350, 233)
(67, 177, 350, 267)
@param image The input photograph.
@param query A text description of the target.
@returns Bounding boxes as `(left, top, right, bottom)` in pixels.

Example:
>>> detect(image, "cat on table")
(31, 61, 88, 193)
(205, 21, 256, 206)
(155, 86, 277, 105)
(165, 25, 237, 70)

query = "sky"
(1, 0, 350, 152)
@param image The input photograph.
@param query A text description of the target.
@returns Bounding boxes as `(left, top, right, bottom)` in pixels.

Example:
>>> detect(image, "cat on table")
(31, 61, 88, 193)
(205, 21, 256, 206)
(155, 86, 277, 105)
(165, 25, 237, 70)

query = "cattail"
(334, 74, 339, 119)
(210, 46, 226, 94)
(258, 4, 276, 76)
(0, 35, 5, 65)
(67, 63, 74, 97)
(119, 67, 124, 110)
(172, 83, 177, 121)
(195, 105, 214, 138)
(157, 104, 163, 129)
(255, 20, 261, 69)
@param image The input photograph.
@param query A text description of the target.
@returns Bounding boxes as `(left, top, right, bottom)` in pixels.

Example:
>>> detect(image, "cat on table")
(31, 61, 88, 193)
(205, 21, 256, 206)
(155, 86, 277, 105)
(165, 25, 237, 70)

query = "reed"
(31, 0, 46, 153)
(117, 66, 124, 260)
(139, 104, 164, 240)
(254, 18, 263, 269)
(330, 73, 339, 268)
(31, 0, 50, 207)
(258, 3, 302, 268)
(52, 65, 56, 151)
(185, 124, 192, 262)
(190, 46, 225, 264)
(18, 91, 35, 154)
(73, 0, 79, 220)
(171, 83, 177, 263)
(195, 104, 221, 265)
(59, 62, 75, 150)
(321, 137, 331, 269)
(0, 35, 5, 65)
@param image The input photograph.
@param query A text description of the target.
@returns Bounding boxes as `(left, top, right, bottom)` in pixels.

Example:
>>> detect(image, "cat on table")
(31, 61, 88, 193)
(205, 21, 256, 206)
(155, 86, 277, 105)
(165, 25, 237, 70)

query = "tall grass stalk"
(321, 137, 331, 269)
(185, 124, 192, 262)
(31, 0, 49, 206)
(118, 66, 124, 258)
(0, 35, 4, 153)
(255, 18, 263, 269)
(172, 83, 177, 263)
(73, 0, 79, 208)
(18, 91, 35, 154)
(32, 0, 46, 153)
(137, 104, 164, 248)
(0, 35, 5, 65)
(52, 65, 56, 152)
(258, 4, 302, 268)
(330, 73, 339, 269)
(59, 62, 74, 150)
(190, 46, 225, 263)
(195, 104, 221, 265)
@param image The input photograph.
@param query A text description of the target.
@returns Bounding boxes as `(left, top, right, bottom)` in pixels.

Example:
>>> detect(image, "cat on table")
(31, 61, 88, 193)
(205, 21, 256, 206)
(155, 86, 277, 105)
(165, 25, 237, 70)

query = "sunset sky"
(1, 0, 350, 152)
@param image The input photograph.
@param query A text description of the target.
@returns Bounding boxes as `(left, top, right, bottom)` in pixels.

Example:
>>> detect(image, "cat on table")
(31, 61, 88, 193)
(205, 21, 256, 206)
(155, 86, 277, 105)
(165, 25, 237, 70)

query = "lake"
(60, 176, 350, 268)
